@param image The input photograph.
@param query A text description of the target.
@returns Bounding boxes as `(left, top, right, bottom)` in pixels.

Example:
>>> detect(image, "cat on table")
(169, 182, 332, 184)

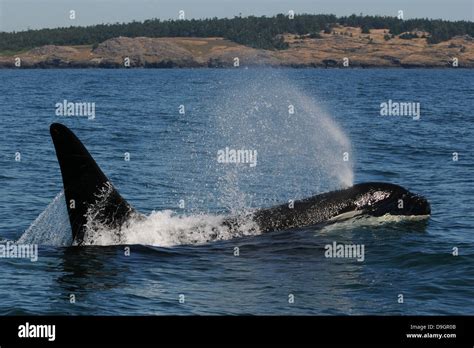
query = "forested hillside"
(1, 14, 472, 53)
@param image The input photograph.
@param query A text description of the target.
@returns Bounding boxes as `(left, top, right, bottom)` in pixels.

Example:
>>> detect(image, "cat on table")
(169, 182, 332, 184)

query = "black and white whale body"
(50, 123, 430, 245)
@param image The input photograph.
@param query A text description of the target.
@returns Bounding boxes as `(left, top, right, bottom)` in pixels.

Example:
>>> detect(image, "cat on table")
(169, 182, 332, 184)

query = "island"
(1, 14, 472, 68)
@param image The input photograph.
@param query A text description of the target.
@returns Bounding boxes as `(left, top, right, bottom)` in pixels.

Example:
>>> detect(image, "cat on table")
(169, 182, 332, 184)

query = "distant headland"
(0, 14, 472, 68)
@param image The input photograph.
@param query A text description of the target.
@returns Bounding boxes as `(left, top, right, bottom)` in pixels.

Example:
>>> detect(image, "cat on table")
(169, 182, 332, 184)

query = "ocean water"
(0, 68, 472, 315)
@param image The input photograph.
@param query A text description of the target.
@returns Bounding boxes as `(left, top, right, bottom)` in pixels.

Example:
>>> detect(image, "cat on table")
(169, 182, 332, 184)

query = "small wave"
(76, 182, 261, 247)
(81, 210, 261, 247)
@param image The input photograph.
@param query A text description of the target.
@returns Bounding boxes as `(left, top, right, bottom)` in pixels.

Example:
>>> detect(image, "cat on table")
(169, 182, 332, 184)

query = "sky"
(0, 0, 473, 32)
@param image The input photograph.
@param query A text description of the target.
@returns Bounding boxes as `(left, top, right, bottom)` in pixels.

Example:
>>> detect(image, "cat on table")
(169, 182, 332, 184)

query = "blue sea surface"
(0, 68, 472, 315)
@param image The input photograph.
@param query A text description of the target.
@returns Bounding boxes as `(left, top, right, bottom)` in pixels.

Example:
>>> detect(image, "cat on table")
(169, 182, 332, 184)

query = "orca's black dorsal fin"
(50, 123, 136, 245)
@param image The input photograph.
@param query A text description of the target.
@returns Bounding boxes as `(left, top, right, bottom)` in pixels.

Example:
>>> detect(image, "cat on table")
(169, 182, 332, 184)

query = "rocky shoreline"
(1, 27, 472, 68)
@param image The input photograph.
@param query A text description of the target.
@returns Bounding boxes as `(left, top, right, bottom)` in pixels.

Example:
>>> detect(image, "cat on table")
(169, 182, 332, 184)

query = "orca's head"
(352, 182, 431, 217)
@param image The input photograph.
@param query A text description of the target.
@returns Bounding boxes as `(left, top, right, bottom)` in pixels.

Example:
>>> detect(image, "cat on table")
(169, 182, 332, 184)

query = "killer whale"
(50, 123, 430, 245)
